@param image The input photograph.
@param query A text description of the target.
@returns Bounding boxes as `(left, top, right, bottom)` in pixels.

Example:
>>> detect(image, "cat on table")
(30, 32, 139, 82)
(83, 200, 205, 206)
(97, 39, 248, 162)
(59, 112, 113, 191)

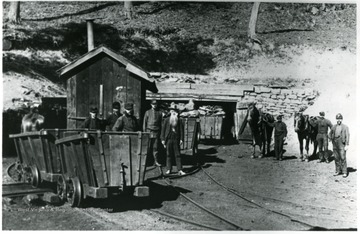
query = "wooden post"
(99, 84, 103, 119)
(86, 19, 95, 51)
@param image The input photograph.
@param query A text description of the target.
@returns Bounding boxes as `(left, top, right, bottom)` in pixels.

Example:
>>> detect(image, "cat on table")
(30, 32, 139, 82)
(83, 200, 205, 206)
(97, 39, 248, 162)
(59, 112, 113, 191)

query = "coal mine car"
(180, 117, 200, 157)
(9, 129, 82, 187)
(55, 131, 150, 207)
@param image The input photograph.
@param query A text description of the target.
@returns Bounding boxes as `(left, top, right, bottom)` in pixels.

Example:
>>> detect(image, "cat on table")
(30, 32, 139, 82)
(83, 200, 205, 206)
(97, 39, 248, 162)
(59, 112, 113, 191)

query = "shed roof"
(57, 45, 154, 84)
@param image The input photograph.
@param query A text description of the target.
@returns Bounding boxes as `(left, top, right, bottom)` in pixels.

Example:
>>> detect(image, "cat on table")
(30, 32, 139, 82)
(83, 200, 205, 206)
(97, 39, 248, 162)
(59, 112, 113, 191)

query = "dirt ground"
(2, 132, 357, 230)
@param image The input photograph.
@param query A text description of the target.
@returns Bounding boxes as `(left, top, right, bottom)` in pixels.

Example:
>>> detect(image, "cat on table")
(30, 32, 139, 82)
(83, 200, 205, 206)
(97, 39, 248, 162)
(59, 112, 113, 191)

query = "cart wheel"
(24, 165, 40, 188)
(67, 177, 83, 207)
(56, 175, 67, 202)
(8, 161, 23, 182)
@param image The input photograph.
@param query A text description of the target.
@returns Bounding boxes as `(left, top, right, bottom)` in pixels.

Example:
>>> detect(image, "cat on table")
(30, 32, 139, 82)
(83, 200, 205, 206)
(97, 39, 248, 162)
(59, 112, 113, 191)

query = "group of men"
(263, 110, 350, 178)
(81, 100, 186, 176)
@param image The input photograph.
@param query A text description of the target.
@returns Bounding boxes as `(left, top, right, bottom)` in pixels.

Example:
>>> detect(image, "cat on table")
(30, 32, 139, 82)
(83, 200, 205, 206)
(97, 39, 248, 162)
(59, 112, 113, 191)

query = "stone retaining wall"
(237, 86, 319, 118)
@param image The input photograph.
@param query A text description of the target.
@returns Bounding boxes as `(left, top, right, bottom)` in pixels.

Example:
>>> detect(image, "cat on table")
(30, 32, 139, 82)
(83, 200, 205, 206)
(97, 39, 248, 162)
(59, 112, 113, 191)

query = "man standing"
(81, 107, 103, 130)
(105, 102, 122, 130)
(161, 107, 185, 175)
(329, 113, 350, 178)
(143, 100, 163, 167)
(112, 103, 139, 132)
(267, 115, 287, 161)
(315, 111, 332, 163)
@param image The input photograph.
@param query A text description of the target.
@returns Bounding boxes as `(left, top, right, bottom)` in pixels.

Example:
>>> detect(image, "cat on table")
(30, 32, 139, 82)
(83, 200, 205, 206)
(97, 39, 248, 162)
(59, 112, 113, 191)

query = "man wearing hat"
(112, 103, 139, 132)
(161, 106, 185, 175)
(314, 111, 333, 163)
(143, 100, 163, 167)
(269, 114, 288, 161)
(105, 101, 122, 130)
(329, 113, 350, 178)
(81, 107, 103, 130)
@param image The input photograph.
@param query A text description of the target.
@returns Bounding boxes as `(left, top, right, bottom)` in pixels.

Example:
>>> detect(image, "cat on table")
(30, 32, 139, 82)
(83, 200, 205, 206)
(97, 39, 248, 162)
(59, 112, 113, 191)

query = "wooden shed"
(57, 46, 158, 128)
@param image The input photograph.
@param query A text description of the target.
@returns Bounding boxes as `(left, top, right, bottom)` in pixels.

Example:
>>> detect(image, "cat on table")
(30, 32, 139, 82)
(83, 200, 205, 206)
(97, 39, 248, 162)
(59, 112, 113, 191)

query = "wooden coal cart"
(55, 131, 150, 207)
(199, 116, 224, 140)
(9, 129, 82, 187)
(180, 117, 200, 156)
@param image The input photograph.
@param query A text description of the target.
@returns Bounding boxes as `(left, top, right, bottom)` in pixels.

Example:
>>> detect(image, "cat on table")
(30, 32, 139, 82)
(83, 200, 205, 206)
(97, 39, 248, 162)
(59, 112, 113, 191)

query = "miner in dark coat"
(81, 107, 104, 130)
(112, 103, 139, 132)
(314, 111, 333, 163)
(267, 115, 287, 161)
(105, 101, 122, 130)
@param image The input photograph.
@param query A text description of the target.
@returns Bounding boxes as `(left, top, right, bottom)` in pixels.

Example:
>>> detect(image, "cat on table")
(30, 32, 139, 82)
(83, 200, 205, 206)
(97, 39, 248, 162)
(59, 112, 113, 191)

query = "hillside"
(2, 2, 356, 110)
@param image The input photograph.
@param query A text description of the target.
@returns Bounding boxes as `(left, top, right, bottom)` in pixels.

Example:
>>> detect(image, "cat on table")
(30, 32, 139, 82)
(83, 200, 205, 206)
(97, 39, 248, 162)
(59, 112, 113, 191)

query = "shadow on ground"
(81, 181, 190, 212)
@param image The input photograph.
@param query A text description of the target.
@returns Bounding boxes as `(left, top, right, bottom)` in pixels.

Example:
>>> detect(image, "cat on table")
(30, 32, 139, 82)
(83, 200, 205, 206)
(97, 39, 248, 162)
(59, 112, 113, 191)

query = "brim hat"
(124, 103, 134, 110)
(90, 107, 98, 113)
(151, 100, 158, 105)
(112, 102, 120, 109)
(336, 113, 343, 119)
(319, 111, 325, 117)
(276, 115, 283, 120)
(168, 106, 178, 112)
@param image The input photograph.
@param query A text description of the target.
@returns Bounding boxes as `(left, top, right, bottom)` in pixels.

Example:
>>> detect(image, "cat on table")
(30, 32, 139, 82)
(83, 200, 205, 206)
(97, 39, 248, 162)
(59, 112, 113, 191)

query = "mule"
(21, 107, 45, 132)
(240, 103, 274, 158)
(259, 112, 275, 157)
(293, 112, 318, 161)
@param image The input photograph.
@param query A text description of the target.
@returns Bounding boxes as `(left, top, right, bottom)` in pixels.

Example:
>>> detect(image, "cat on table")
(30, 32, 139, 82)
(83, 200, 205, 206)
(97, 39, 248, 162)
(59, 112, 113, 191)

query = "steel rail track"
(2, 183, 53, 197)
(199, 166, 316, 229)
(160, 178, 247, 230)
(150, 209, 222, 230)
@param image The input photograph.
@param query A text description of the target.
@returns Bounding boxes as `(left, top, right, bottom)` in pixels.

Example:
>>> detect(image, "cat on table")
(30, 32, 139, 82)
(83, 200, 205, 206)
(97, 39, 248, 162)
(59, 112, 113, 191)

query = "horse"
(293, 112, 318, 161)
(259, 112, 275, 157)
(239, 103, 274, 158)
(21, 107, 45, 133)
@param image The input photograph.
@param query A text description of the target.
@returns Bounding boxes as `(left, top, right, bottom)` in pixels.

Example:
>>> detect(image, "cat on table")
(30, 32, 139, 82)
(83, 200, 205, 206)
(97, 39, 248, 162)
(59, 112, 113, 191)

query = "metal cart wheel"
(67, 177, 83, 207)
(23, 165, 41, 188)
(56, 175, 67, 202)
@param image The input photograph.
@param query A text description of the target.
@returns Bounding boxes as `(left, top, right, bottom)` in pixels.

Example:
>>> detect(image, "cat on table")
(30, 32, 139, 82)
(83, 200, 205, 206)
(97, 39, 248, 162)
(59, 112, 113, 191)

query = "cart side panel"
(58, 137, 93, 186)
(130, 133, 149, 186)
(199, 116, 206, 139)
(130, 135, 139, 186)
(205, 116, 215, 138)
(87, 137, 103, 187)
(13, 137, 29, 165)
(21, 137, 35, 166)
(31, 137, 46, 173)
(109, 134, 124, 187)
(139, 133, 149, 185)
(215, 117, 223, 139)
(109, 135, 131, 187)
(44, 130, 62, 174)
(180, 118, 198, 150)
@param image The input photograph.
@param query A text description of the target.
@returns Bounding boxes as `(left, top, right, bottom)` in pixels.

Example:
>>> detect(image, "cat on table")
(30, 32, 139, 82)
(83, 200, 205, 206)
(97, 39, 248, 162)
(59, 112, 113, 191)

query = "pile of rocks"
(237, 87, 319, 118)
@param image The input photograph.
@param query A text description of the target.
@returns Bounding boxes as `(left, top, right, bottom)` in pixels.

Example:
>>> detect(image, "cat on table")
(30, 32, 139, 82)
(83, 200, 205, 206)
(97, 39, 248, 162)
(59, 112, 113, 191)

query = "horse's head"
(294, 112, 306, 132)
(262, 113, 274, 123)
(247, 103, 259, 125)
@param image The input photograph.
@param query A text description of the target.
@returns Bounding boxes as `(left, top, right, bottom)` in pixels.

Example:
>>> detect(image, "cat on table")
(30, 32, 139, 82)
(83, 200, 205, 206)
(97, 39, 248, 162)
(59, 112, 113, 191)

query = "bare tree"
(8, 1, 21, 24)
(248, 2, 261, 44)
(124, 1, 134, 20)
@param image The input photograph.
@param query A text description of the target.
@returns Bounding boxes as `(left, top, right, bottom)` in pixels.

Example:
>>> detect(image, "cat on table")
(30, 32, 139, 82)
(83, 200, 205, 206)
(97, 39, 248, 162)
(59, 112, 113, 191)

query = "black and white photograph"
(1, 1, 357, 231)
